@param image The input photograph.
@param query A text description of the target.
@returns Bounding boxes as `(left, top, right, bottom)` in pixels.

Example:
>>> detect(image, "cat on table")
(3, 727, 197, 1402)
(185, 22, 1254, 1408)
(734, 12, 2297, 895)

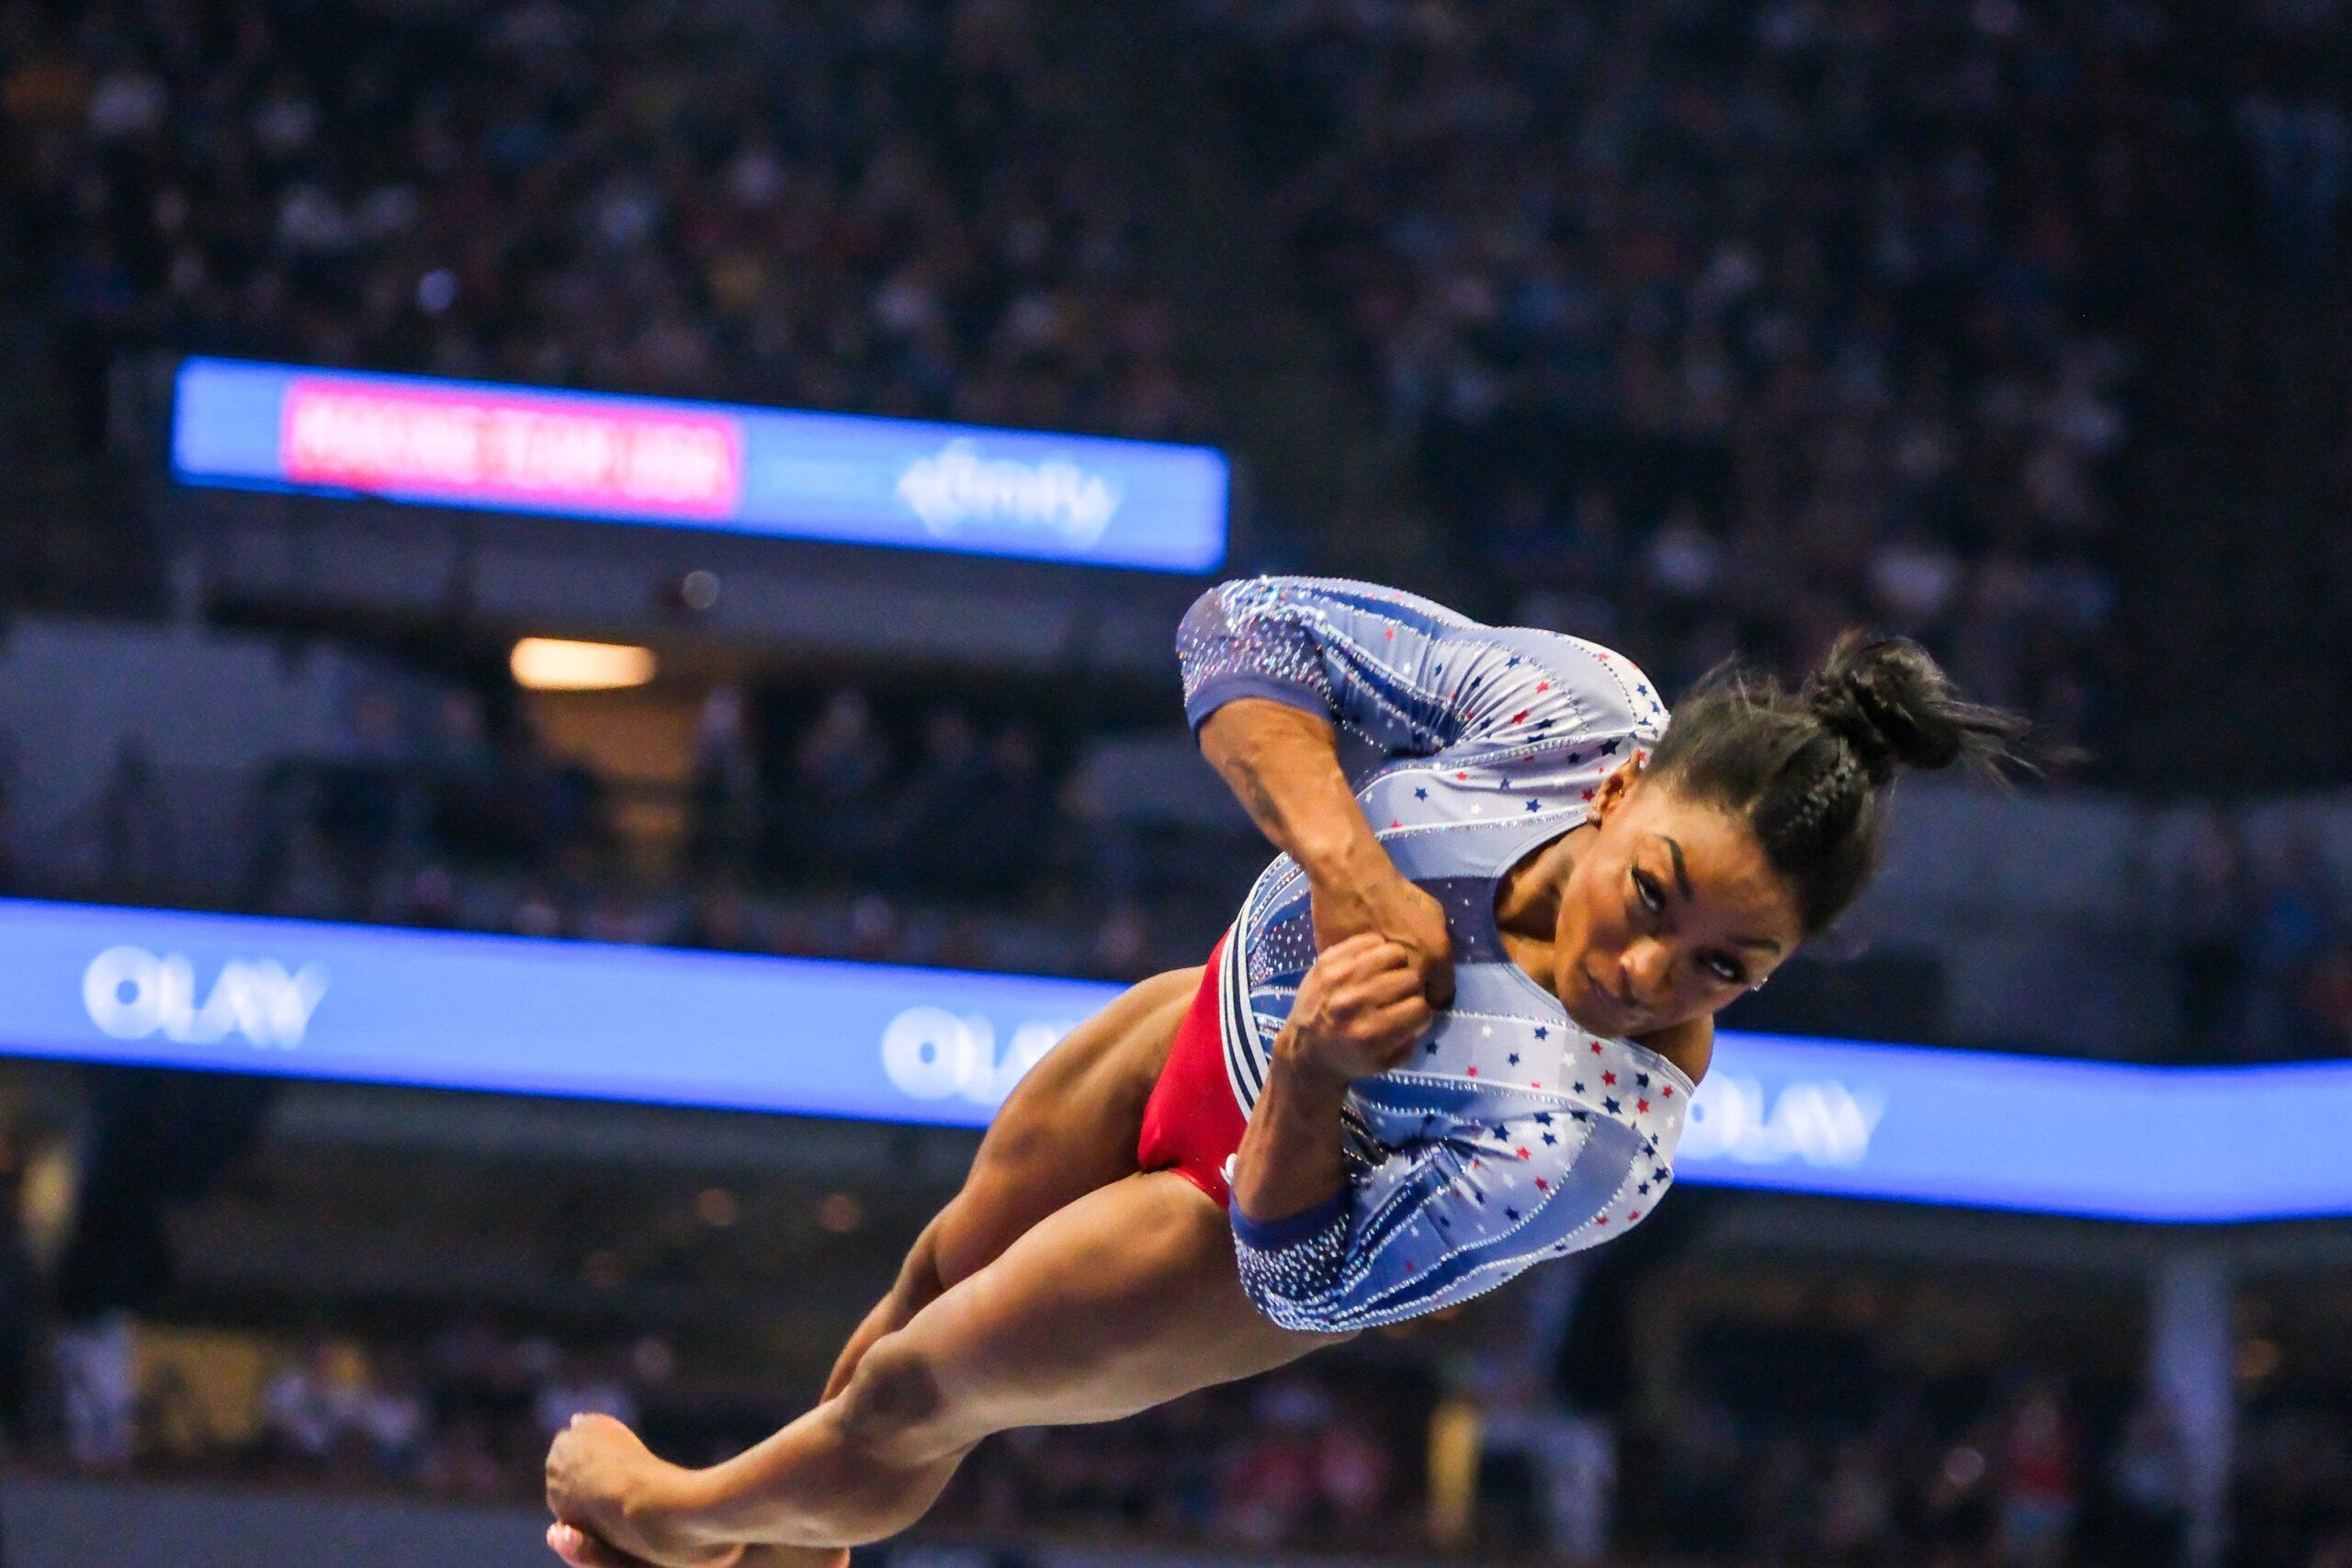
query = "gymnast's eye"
(1703, 953, 1747, 986)
(1632, 866, 1665, 916)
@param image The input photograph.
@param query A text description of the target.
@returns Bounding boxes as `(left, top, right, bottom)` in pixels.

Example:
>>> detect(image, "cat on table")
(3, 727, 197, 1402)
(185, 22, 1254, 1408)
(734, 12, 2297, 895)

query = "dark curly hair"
(1645, 634, 2035, 934)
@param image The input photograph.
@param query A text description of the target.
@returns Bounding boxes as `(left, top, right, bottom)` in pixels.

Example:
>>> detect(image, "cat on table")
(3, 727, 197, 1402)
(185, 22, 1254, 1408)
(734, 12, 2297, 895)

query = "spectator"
(688, 687, 762, 876)
(0, 1139, 47, 1448)
(2297, 937, 2352, 1058)
(973, 724, 1054, 896)
(531, 1348, 637, 1444)
(262, 1335, 379, 1472)
(784, 690, 892, 887)
(92, 735, 177, 902)
(890, 708, 992, 896)
(424, 691, 505, 865)
(2103, 1400, 2189, 1568)
(315, 692, 413, 919)
(2168, 810, 2258, 1054)
(671, 881, 763, 954)
(2249, 827, 2345, 1055)
(1998, 1384, 2082, 1568)
(401, 863, 459, 930)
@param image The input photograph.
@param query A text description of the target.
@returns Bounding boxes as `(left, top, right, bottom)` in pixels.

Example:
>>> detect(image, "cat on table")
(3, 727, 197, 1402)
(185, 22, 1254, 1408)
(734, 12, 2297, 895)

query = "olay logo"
(82, 946, 329, 1049)
(878, 1007, 1071, 1104)
(1679, 1075, 1887, 1168)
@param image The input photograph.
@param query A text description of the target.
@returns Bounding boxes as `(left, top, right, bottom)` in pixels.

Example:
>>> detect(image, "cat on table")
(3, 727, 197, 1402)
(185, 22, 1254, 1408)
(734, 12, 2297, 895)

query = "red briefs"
(1136, 931, 1248, 1208)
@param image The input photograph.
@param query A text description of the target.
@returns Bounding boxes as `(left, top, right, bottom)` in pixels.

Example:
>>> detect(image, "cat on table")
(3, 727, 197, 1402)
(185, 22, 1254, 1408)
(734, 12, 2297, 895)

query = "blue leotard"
(1178, 576, 1692, 1331)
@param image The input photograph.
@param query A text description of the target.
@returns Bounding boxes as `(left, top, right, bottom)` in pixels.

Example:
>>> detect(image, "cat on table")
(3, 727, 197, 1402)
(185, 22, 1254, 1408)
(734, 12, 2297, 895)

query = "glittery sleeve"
(1231, 1190, 1352, 1331)
(1176, 576, 1664, 768)
(1230, 1076, 1671, 1333)
(1176, 576, 1476, 747)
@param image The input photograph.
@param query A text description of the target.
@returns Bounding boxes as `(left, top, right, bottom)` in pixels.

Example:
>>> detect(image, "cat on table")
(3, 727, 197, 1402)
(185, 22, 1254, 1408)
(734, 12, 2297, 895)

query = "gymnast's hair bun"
(1803, 633, 2030, 784)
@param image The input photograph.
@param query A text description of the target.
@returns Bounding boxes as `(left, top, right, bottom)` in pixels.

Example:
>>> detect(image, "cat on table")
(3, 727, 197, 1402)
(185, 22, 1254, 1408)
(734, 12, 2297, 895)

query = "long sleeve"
(1198, 575, 1689, 1332)
(1231, 1072, 1679, 1332)
(1176, 576, 1664, 773)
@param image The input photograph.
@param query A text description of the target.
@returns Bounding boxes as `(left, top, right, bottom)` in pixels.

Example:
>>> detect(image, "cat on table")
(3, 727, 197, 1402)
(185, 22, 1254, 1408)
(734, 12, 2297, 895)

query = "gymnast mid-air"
(546, 576, 2028, 1568)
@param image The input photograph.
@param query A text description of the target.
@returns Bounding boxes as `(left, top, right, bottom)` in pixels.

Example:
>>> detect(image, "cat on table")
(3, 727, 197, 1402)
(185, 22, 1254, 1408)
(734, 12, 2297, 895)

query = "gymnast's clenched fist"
(1275, 933, 1436, 1082)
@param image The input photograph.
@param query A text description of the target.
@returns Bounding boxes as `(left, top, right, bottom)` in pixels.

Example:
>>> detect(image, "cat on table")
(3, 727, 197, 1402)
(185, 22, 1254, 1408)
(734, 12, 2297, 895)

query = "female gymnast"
(546, 576, 2027, 1568)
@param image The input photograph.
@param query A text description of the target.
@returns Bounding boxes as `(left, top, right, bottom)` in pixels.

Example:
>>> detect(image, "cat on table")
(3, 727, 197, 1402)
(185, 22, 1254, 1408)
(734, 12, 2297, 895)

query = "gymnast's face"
(1552, 761, 1804, 1039)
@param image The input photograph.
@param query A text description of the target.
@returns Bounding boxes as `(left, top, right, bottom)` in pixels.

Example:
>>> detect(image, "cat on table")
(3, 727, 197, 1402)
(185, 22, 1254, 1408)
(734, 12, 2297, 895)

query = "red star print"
(1601, 1071, 1617, 1086)
(1384, 627, 1396, 639)
(1465, 1066, 1478, 1077)
(1531, 1080, 1541, 1089)
(1634, 750, 1647, 765)
(1456, 771, 1469, 780)
(1590, 1042, 1603, 1055)
(1511, 709, 1531, 724)
(1534, 1178, 1549, 1191)
(1581, 788, 1595, 801)
(1517, 1147, 1531, 1159)
(1535, 682, 1550, 693)
(1389, 819, 1401, 829)
(1595, 1215, 1609, 1226)
(1662, 1086, 1674, 1098)
(1626, 1209, 1641, 1223)
(1636, 1098, 1649, 1113)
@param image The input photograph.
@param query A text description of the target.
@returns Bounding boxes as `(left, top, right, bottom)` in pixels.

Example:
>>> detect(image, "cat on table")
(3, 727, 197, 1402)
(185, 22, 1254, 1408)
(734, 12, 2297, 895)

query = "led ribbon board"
(3, 897, 2342, 1224)
(171, 357, 1229, 573)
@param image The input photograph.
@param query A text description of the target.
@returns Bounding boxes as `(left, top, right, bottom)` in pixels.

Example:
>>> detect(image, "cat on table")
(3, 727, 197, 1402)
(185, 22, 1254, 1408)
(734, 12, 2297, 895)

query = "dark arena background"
(2, 1, 2350, 1565)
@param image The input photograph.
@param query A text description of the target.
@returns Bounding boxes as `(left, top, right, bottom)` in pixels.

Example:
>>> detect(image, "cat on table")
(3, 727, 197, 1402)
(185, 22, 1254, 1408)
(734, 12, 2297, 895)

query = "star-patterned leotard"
(1176, 576, 1693, 1332)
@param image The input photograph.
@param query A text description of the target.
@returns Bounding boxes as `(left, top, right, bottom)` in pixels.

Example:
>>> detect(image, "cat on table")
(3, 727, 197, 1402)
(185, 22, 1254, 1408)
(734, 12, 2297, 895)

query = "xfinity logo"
(1679, 1074, 1887, 1168)
(880, 1007, 1072, 1105)
(82, 946, 330, 1050)
(895, 440, 1123, 547)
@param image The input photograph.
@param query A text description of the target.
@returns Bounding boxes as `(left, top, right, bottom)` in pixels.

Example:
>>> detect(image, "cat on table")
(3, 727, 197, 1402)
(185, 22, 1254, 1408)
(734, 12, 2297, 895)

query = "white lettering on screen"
(880, 1007, 1070, 1105)
(82, 946, 330, 1050)
(895, 440, 1124, 548)
(1679, 1074, 1887, 1168)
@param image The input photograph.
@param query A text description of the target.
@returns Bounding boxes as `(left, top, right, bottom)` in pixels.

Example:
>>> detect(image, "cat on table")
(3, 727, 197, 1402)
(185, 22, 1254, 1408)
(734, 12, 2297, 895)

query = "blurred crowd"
(0, 675, 1250, 983)
(4, 0, 1202, 443)
(2165, 810, 2352, 1061)
(1, 5, 2349, 1567)
(6, 663, 2352, 1055)
(21, 1299, 2351, 1568)
(36, 1304, 1433, 1551)
(0, 0, 2345, 785)
(1620, 1378, 2352, 1568)
(49, 1315, 646, 1502)
(1194, 0, 2198, 747)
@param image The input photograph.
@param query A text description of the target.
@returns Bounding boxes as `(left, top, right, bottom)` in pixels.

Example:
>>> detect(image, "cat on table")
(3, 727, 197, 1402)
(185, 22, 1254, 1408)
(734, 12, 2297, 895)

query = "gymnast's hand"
(547, 1414, 741, 1568)
(1283, 934, 1438, 1081)
(1311, 863, 1455, 1009)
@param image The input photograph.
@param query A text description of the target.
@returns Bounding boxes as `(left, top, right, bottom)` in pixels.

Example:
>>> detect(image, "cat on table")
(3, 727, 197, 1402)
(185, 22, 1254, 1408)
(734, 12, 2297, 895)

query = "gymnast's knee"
(831, 1334, 955, 1464)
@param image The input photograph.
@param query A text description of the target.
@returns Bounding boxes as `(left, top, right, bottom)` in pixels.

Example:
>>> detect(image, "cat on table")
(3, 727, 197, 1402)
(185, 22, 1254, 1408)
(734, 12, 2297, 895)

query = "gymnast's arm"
(1182, 576, 1473, 998)
(1228, 935, 1428, 1239)
(1197, 698, 1452, 998)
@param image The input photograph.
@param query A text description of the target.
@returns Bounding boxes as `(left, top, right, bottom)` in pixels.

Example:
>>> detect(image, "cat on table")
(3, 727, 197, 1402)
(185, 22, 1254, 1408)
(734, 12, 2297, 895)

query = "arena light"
(509, 637, 657, 691)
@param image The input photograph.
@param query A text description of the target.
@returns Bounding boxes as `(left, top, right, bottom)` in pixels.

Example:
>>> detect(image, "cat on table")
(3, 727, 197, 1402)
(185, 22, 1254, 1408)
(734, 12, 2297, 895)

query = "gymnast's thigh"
(851, 1170, 1346, 1457)
(924, 963, 1202, 1289)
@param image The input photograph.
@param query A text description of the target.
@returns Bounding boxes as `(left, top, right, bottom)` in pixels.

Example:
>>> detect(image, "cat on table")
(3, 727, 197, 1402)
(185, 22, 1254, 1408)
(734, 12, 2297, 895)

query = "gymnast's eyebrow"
(1658, 835, 1693, 900)
(1659, 833, 1784, 953)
